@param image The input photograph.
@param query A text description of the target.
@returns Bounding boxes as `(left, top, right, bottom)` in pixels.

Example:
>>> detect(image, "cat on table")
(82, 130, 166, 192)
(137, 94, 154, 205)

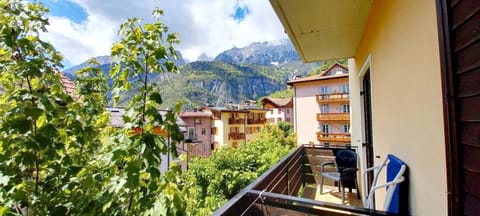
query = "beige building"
(287, 63, 350, 146)
(262, 97, 293, 125)
(200, 104, 267, 149)
(268, 0, 480, 215)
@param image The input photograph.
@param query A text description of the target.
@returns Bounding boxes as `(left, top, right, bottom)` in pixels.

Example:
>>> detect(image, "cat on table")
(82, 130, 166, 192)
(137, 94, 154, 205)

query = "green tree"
(277, 121, 293, 138)
(184, 124, 295, 215)
(106, 8, 186, 215)
(0, 1, 110, 214)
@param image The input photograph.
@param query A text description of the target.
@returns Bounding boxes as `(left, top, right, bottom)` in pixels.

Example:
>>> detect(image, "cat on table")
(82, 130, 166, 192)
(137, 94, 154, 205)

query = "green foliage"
(277, 121, 293, 138)
(0, 2, 296, 215)
(106, 7, 186, 214)
(0, 1, 112, 214)
(183, 124, 296, 214)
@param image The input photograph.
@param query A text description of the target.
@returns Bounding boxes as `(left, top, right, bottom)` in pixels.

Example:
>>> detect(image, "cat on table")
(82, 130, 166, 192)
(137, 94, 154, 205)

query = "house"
(107, 107, 189, 171)
(261, 97, 294, 125)
(179, 111, 214, 157)
(216, 0, 479, 215)
(287, 63, 350, 146)
(200, 103, 267, 149)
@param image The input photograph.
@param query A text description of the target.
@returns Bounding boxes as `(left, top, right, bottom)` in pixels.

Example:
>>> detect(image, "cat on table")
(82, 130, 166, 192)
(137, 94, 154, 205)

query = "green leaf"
(149, 92, 162, 105)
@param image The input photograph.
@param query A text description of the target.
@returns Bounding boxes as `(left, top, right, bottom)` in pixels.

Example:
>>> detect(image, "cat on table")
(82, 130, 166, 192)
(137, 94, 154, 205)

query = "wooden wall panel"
(440, 0, 480, 215)
(457, 68, 480, 97)
(460, 123, 480, 147)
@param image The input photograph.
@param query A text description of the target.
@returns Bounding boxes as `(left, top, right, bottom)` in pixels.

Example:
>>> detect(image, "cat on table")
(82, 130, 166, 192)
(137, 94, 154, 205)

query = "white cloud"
(41, 0, 287, 67)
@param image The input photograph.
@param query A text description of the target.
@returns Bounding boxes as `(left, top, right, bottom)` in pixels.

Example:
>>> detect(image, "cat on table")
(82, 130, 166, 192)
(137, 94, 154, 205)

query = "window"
(342, 124, 351, 133)
(247, 127, 253, 134)
(321, 124, 330, 133)
(341, 104, 350, 113)
(286, 109, 290, 114)
(340, 84, 349, 93)
(277, 118, 282, 122)
(211, 143, 214, 150)
(269, 118, 275, 123)
(318, 86, 330, 94)
(201, 128, 206, 135)
(270, 110, 274, 114)
(187, 127, 195, 139)
(230, 127, 239, 133)
(321, 104, 329, 113)
(201, 143, 205, 151)
(332, 68, 345, 75)
(211, 127, 217, 135)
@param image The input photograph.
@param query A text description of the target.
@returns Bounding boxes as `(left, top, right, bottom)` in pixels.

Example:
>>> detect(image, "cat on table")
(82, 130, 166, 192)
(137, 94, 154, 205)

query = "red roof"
(262, 97, 292, 107)
(287, 73, 348, 85)
(53, 68, 76, 96)
(180, 111, 212, 118)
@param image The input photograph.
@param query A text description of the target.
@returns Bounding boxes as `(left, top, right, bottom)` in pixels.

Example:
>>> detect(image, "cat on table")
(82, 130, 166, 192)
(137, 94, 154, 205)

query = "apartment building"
(262, 97, 293, 126)
(199, 104, 267, 149)
(287, 63, 350, 146)
(179, 111, 213, 157)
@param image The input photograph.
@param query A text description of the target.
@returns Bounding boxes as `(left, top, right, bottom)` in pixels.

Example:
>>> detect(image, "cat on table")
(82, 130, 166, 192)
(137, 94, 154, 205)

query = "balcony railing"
(316, 92, 350, 103)
(317, 113, 350, 121)
(247, 119, 267, 124)
(229, 132, 245, 140)
(228, 118, 245, 124)
(317, 132, 351, 143)
(214, 145, 394, 215)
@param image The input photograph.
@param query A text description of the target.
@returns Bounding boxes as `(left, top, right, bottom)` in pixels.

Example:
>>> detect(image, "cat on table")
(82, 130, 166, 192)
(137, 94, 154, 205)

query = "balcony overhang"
(270, 0, 373, 63)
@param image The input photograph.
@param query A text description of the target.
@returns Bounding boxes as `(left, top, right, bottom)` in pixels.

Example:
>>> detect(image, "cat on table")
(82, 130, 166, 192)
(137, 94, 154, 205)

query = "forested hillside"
(65, 40, 319, 109)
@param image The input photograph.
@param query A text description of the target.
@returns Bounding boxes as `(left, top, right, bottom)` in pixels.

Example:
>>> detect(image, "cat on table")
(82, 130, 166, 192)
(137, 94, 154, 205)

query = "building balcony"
(317, 132, 351, 143)
(316, 92, 350, 103)
(228, 132, 245, 140)
(247, 119, 267, 124)
(214, 145, 391, 215)
(228, 118, 245, 124)
(317, 113, 350, 121)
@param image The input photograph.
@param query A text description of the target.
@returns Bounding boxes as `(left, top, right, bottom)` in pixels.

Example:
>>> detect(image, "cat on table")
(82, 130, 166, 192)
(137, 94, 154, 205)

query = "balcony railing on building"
(214, 145, 393, 215)
(229, 132, 245, 140)
(317, 113, 350, 121)
(316, 92, 350, 103)
(317, 132, 351, 143)
(228, 118, 245, 124)
(247, 119, 267, 124)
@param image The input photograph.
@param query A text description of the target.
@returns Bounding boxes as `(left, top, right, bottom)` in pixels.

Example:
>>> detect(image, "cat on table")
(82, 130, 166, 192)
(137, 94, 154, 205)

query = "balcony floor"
(302, 184, 363, 207)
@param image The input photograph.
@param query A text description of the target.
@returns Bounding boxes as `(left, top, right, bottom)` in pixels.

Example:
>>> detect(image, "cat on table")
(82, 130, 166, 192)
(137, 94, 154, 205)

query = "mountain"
(214, 39, 301, 65)
(64, 40, 320, 109)
(64, 51, 186, 79)
(135, 60, 317, 109)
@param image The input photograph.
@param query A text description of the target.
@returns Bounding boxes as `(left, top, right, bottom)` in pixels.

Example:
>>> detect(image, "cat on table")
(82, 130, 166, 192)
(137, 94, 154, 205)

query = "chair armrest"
(362, 165, 379, 174)
(342, 167, 358, 172)
(369, 176, 405, 192)
(320, 162, 335, 172)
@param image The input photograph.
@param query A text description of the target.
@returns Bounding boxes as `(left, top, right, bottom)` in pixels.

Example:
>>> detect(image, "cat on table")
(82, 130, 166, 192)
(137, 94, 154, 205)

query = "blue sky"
(38, 0, 286, 68)
(232, 5, 250, 22)
(39, 0, 87, 23)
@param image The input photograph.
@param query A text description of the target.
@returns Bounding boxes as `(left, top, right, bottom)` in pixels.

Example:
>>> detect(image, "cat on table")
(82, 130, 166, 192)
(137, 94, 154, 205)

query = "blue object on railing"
(386, 154, 407, 213)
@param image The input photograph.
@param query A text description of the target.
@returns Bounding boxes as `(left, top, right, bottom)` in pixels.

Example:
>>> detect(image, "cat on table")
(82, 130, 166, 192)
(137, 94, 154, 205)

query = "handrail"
(214, 145, 397, 215)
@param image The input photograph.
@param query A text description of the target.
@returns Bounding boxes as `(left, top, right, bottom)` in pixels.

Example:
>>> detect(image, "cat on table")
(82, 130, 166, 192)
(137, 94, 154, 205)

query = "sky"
(37, 0, 288, 68)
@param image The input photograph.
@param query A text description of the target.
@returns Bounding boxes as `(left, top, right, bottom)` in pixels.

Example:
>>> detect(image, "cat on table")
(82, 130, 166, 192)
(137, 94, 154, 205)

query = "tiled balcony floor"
(302, 184, 363, 207)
